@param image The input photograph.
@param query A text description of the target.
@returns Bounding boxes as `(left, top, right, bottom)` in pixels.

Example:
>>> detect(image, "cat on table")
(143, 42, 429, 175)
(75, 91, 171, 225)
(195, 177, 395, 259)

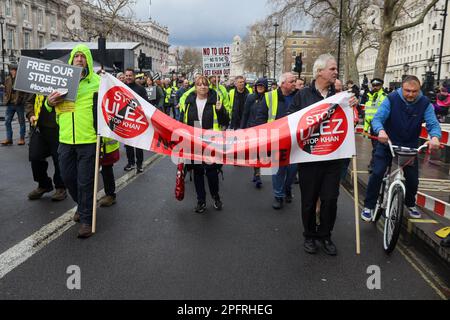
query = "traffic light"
(294, 54, 303, 74)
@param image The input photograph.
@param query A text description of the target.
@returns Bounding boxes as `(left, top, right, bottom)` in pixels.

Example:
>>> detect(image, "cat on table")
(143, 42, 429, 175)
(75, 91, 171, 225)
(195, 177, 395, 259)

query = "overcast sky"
(134, 0, 274, 47)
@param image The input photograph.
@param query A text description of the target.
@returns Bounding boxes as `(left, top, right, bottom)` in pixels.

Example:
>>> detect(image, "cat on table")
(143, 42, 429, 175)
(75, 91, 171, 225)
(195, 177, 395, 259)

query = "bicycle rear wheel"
(383, 185, 404, 254)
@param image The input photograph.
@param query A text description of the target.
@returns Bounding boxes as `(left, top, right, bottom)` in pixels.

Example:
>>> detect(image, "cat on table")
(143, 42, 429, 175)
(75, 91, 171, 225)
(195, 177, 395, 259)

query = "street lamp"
(424, 56, 436, 102)
(403, 63, 410, 75)
(273, 22, 279, 80)
(0, 13, 5, 85)
(432, 0, 448, 86)
(427, 56, 435, 72)
(337, 0, 344, 79)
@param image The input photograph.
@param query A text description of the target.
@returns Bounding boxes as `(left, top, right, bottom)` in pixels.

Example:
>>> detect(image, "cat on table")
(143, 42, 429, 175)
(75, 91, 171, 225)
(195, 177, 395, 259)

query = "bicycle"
(372, 141, 429, 254)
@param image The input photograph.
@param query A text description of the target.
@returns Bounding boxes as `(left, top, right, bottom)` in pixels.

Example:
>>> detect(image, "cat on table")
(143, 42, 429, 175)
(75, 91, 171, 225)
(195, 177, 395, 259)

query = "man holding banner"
(289, 54, 358, 256)
(46, 44, 100, 239)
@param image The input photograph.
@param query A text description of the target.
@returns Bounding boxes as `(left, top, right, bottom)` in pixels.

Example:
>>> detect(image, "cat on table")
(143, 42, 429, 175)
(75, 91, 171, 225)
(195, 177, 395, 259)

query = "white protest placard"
(14, 56, 82, 102)
(202, 46, 231, 77)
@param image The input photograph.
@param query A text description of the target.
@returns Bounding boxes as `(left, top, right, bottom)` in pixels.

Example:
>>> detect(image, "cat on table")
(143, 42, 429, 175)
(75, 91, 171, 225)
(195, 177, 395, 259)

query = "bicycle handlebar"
(387, 141, 429, 158)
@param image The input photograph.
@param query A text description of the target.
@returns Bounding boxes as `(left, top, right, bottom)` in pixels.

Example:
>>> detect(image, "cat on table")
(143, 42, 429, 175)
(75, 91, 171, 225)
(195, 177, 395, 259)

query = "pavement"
(0, 119, 449, 300)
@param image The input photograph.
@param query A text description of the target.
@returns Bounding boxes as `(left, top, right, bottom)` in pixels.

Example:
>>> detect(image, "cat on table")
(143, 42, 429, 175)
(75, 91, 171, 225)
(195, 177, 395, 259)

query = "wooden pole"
(92, 135, 101, 234)
(353, 156, 361, 255)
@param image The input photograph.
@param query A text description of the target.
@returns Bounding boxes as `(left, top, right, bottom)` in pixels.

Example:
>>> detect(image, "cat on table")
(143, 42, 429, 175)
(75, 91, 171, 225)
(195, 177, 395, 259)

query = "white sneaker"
(361, 208, 373, 222)
(408, 207, 422, 219)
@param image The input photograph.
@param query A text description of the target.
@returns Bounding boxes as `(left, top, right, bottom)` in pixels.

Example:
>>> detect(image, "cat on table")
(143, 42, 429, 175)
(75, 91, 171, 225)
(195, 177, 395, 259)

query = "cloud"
(134, 0, 271, 47)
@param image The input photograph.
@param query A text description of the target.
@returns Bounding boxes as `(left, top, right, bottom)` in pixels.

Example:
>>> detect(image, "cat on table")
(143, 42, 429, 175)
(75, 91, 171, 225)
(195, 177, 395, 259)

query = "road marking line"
(341, 185, 448, 300)
(0, 154, 163, 281)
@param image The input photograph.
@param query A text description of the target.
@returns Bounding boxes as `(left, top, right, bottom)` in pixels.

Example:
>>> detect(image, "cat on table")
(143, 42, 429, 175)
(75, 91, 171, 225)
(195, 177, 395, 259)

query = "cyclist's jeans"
(365, 144, 419, 210)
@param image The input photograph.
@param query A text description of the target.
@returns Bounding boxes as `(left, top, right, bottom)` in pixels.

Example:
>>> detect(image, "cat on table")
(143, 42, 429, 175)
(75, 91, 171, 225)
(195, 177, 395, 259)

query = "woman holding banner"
(179, 76, 229, 213)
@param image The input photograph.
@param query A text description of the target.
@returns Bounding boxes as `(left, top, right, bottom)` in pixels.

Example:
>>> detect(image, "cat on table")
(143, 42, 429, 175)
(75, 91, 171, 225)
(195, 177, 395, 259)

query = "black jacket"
(126, 82, 149, 102)
(180, 90, 229, 129)
(289, 80, 336, 114)
(230, 87, 250, 129)
(240, 93, 266, 129)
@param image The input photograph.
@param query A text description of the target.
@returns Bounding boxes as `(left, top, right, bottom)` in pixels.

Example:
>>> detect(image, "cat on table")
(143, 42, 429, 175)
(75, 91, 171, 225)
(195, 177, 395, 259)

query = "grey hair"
(279, 72, 295, 85)
(313, 54, 336, 79)
(116, 72, 124, 78)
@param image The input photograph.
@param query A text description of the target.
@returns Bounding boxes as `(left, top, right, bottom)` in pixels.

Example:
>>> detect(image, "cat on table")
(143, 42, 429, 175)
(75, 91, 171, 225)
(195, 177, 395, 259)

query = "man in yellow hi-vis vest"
(364, 78, 387, 172)
(258, 72, 298, 210)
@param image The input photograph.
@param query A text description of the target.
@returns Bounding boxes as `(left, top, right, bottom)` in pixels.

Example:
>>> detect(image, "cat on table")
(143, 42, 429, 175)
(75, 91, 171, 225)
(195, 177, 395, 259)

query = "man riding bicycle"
(361, 75, 441, 222)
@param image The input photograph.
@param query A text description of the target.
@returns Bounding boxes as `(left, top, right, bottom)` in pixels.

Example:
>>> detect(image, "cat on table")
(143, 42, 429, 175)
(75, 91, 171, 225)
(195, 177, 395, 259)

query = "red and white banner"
(98, 73, 356, 167)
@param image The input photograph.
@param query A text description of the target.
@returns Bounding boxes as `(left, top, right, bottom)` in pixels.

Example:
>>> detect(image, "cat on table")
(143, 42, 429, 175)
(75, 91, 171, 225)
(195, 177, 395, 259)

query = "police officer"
(364, 78, 387, 172)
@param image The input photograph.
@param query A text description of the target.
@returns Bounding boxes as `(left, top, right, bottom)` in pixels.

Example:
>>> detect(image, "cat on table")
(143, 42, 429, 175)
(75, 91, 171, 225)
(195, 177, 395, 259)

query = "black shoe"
(441, 235, 450, 248)
(124, 164, 135, 171)
(213, 196, 223, 211)
(286, 192, 293, 204)
(137, 165, 143, 173)
(304, 239, 318, 254)
(194, 202, 206, 214)
(272, 197, 283, 210)
(322, 239, 338, 256)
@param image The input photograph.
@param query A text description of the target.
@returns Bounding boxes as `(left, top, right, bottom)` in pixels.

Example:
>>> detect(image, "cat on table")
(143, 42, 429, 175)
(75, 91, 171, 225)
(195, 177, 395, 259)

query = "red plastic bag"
(175, 163, 185, 201)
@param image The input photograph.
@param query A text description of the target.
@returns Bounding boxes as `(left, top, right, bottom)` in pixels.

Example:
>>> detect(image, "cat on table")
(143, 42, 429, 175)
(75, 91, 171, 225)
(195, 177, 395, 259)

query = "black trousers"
(193, 164, 219, 202)
(125, 145, 144, 166)
(298, 160, 343, 240)
(30, 126, 64, 189)
(101, 165, 116, 198)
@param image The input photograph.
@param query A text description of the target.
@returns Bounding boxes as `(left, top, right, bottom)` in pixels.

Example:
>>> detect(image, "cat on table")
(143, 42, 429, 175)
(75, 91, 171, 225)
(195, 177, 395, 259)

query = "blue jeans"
(5, 104, 25, 141)
(58, 143, 96, 225)
(365, 144, 419, 210)
(272, 164, 298, 199)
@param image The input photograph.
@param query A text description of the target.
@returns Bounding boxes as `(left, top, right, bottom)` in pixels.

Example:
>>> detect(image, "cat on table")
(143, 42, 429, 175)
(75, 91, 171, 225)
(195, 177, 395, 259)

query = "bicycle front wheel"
(383, 185, 404, 254)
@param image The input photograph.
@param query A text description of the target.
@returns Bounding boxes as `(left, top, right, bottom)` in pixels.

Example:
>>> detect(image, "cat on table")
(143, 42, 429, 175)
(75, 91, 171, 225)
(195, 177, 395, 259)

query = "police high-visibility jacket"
(364, 88, 387, 132)
(45, 44, 100, 145)
(180, 90, 229, 131)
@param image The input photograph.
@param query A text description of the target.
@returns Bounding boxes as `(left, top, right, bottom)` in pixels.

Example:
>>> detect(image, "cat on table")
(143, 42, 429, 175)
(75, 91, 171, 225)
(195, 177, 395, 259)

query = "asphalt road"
(0, 138, 448, 300)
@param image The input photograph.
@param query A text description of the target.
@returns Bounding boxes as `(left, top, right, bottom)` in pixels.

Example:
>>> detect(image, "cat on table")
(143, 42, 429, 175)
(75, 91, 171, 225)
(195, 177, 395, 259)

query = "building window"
(38, 35, 44, 48)
(50, 14, 57, 29)
(23, 4, 30, 22)
(292, 50, 296, 57)
(24, 32, 30, 49)
(5, 0, 12, 16)
(38, 9, 44, 26)
(7, 28, 14, 50)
